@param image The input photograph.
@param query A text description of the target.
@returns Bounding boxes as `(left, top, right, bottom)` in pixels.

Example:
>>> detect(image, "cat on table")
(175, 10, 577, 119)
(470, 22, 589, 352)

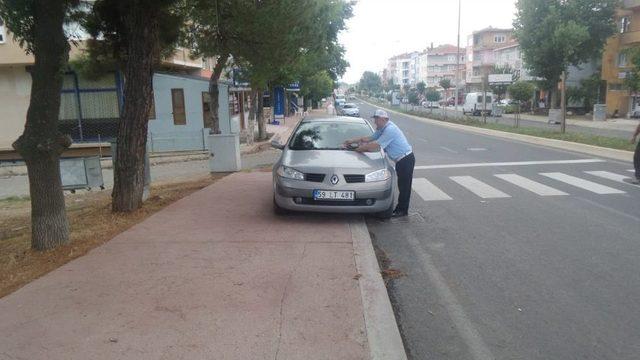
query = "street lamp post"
(455, 0, 461, 113)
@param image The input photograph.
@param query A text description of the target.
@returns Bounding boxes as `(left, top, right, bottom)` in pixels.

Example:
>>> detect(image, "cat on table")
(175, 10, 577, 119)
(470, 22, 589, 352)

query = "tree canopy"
(359, 71, 382, 94)
(514, 0, 616, 105)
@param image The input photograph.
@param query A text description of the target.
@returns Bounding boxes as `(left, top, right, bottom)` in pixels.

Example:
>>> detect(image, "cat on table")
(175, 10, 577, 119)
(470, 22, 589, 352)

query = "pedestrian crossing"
(411, 170, 636, 202)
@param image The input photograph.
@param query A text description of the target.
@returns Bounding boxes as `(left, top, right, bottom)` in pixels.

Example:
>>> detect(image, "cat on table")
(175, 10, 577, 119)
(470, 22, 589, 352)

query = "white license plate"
(313, 190, 355, 201)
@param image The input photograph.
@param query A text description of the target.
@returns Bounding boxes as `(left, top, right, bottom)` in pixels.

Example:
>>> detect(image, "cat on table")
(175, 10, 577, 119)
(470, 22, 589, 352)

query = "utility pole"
(454, 0, 461, 114)
(482, 71, 487, 124)
(561, 70, 567, 133)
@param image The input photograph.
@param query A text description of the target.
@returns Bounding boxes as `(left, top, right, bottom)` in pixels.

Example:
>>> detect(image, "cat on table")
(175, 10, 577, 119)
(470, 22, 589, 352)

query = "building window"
(618, 52, 628, 68)
(609, 83, 627, 91)
(171, 88, 186, 125)
(494, 35, 506, 43)
(202, 92, 211, 125)
(0, 17, 6, 44)
(473, 66, 481, 76)
(621, 17, 631, 33)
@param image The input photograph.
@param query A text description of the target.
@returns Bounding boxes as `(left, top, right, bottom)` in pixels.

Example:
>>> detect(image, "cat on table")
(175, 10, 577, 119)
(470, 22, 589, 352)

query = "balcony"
(621, 30, 640, 45)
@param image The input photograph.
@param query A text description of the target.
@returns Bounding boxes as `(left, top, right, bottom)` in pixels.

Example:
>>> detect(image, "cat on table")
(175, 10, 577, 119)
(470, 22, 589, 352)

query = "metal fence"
(58, 71, 122, 143)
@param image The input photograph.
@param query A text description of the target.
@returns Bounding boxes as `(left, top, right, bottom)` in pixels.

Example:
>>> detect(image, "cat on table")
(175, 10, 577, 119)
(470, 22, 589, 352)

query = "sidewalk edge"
(350, 219, 407, 360)
(361, 99, 634, 163)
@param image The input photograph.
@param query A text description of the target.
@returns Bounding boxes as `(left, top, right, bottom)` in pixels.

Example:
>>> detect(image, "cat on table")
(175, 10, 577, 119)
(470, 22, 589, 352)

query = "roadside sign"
(488, 73, 513, 85)
(286, 82, 300, 91)
(274, 86, 285, 120)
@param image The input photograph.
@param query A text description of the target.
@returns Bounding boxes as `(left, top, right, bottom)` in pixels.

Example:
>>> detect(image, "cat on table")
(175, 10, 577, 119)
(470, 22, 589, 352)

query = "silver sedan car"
(271, 116, 395, 218)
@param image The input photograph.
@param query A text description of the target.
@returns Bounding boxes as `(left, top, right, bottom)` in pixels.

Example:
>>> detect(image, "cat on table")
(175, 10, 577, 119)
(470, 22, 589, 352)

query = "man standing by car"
(630, 122, 640, 185)
(344, 109, 415, 217)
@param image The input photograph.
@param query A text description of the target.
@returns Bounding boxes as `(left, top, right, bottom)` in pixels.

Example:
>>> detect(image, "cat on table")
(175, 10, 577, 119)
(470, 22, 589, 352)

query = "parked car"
(422, 101, 440, 109)
(271, 117, 395, 218)
(339, 103, 360, 117)
(462, 92, 494, 116)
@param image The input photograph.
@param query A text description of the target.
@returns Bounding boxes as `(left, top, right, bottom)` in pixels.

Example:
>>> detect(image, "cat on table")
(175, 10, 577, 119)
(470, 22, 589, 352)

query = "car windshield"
(343, 104, 356, 109)
(289, 121, 373, 150)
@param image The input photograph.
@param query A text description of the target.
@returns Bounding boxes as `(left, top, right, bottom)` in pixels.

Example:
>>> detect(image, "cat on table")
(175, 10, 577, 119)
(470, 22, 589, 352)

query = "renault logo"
(330, 174, 339, 185)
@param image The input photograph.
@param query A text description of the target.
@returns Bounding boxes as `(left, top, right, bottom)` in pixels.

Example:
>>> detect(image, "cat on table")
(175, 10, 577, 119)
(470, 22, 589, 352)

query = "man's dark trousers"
(395, 153, 415, 213)
(635, 140, 640, 180)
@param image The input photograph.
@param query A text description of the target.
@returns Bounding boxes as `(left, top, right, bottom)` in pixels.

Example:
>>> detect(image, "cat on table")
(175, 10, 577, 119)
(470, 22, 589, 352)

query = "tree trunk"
(257, 87, 267, 140)
(208, 53, 229, 134)
(112, 2, 160, 213)
(247, 89, 258, 144)
(12, 0, 72, 250)
(550, 87, 559, 109)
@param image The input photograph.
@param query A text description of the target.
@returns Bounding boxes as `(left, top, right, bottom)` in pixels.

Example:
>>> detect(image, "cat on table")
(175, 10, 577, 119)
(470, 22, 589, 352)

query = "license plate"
(313, 190, 355, 201)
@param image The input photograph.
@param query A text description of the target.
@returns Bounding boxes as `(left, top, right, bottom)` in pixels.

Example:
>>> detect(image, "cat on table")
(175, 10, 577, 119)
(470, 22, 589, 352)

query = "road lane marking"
(467, 148, 487, 151)
(450, 176, 511, 199)
(405, 233, 495, 360)
(414, 158, 605, 170)
(439, 146, 458, 154)
(629, 169, 636, 173)
(412, 178, 453, 201)
(494, 174, 568, 196)
(584, 171, 632, 185)
(540, 173, 626, 195)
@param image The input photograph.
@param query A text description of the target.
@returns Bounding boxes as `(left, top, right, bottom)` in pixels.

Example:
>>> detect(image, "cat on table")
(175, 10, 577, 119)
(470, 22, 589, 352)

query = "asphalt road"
(357, 100, 640, 360)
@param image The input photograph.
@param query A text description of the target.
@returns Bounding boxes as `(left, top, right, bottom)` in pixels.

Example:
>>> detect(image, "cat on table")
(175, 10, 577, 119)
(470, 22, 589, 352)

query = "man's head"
(372, 109, 389, 130)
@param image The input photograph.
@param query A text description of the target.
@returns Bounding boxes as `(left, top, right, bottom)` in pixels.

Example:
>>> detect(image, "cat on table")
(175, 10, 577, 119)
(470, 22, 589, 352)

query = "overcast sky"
(339, 0, 517, 83)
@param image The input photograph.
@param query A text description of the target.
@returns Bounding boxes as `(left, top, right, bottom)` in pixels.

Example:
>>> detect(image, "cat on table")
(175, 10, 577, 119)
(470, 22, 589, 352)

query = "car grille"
(305, 173, 326, 182)
(300, 198, 376, 206)
(344, 174, 366, 183)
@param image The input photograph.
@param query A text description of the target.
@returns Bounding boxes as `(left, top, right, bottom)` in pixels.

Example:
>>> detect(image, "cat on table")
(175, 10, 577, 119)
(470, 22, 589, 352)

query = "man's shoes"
(392, 210, 409, 218)
(625, 178, 640, 185)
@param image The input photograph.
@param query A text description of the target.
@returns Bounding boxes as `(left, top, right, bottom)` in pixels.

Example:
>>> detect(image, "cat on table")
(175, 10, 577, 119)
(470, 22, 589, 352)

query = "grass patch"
(0, 196, 31, 204)
(0, 174, 225, 298)
(364, 98, 636, 152)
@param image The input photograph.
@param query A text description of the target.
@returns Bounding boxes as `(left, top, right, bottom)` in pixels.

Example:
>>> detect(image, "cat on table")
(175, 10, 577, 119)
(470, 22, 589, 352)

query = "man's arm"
(355, 141, 381, 153)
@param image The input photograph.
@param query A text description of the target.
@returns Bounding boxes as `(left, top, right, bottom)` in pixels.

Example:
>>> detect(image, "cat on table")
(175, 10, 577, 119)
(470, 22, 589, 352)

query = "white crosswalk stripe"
(540, 172, 626, 195)
(412, 178, 452, 201)
(450, 176, 511, 199)
(584, 171, 632, 184)
(494, 174, 568, 196)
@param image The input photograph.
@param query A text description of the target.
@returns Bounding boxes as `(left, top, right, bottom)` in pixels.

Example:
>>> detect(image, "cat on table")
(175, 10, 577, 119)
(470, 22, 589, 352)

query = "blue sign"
(286, 82, 300, 91)
(274, 86, 285, 120)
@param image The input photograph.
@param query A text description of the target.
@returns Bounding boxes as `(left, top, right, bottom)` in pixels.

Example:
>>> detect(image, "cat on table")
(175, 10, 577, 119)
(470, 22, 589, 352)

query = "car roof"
(343, 103, 356, 106)
(301, 116, 368, 124)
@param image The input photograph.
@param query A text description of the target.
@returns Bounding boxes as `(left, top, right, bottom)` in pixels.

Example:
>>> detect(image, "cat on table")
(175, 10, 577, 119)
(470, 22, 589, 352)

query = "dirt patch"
(373, 243, 406, 284)
(0, 174, 225, 299)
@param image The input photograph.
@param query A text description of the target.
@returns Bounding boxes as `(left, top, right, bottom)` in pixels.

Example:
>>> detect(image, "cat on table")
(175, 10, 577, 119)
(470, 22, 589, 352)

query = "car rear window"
(289, 122, 372, 150)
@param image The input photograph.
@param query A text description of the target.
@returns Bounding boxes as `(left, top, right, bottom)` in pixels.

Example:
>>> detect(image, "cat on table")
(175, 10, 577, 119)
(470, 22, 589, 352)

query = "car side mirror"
(271, 140, 285, 150)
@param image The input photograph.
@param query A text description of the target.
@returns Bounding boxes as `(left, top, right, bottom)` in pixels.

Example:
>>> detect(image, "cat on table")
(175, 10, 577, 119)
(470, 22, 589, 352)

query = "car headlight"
(277, 165, 305, 181)
(365, 169, 391, 182)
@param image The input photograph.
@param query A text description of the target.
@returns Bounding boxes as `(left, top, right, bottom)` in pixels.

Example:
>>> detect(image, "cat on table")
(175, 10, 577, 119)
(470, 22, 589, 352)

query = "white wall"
(0, 66, 31, 149)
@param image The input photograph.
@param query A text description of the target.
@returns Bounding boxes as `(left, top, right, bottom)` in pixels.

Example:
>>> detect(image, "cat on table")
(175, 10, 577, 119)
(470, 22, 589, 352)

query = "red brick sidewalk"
(0, 172, 384, 359)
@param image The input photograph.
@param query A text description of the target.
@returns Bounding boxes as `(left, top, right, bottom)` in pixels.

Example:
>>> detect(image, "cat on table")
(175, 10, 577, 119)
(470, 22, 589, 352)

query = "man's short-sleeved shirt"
(371, 121, 412, 161)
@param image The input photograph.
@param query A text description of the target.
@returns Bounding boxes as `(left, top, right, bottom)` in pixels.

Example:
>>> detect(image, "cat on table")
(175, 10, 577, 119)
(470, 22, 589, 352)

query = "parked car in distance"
(422, 101, 440, 109)
(462, 92, 494, 116)
(339, 103, 360, 117)
(271, 117, 395, 218)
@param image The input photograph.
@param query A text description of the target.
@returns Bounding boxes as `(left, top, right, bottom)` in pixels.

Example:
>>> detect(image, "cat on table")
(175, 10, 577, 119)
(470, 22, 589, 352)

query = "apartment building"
(601, 0, 640, 117)
(466, 27, 514, 90)
(425, 44, 465, 93)
(385, 51, 421, 88)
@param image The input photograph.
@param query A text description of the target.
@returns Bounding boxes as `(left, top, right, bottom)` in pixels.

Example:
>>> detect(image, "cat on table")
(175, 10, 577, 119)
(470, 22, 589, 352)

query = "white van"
(463, 92, 494, 116)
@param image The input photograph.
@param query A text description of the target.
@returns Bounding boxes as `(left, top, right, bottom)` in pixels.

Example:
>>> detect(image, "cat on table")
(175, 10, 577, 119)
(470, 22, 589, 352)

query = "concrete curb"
(350, 219, 407, 360)
(361, 99, 634, 163)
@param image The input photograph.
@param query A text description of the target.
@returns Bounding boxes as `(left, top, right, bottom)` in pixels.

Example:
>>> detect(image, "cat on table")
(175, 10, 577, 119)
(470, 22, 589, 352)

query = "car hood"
(282, 150, 387, 173)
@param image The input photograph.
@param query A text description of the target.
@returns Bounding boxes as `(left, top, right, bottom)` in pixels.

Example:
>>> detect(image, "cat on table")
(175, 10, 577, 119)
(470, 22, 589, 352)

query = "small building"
(601, 0, 640, 117)
(0, 26, 233, 153)
(466, 27, 515, 91)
